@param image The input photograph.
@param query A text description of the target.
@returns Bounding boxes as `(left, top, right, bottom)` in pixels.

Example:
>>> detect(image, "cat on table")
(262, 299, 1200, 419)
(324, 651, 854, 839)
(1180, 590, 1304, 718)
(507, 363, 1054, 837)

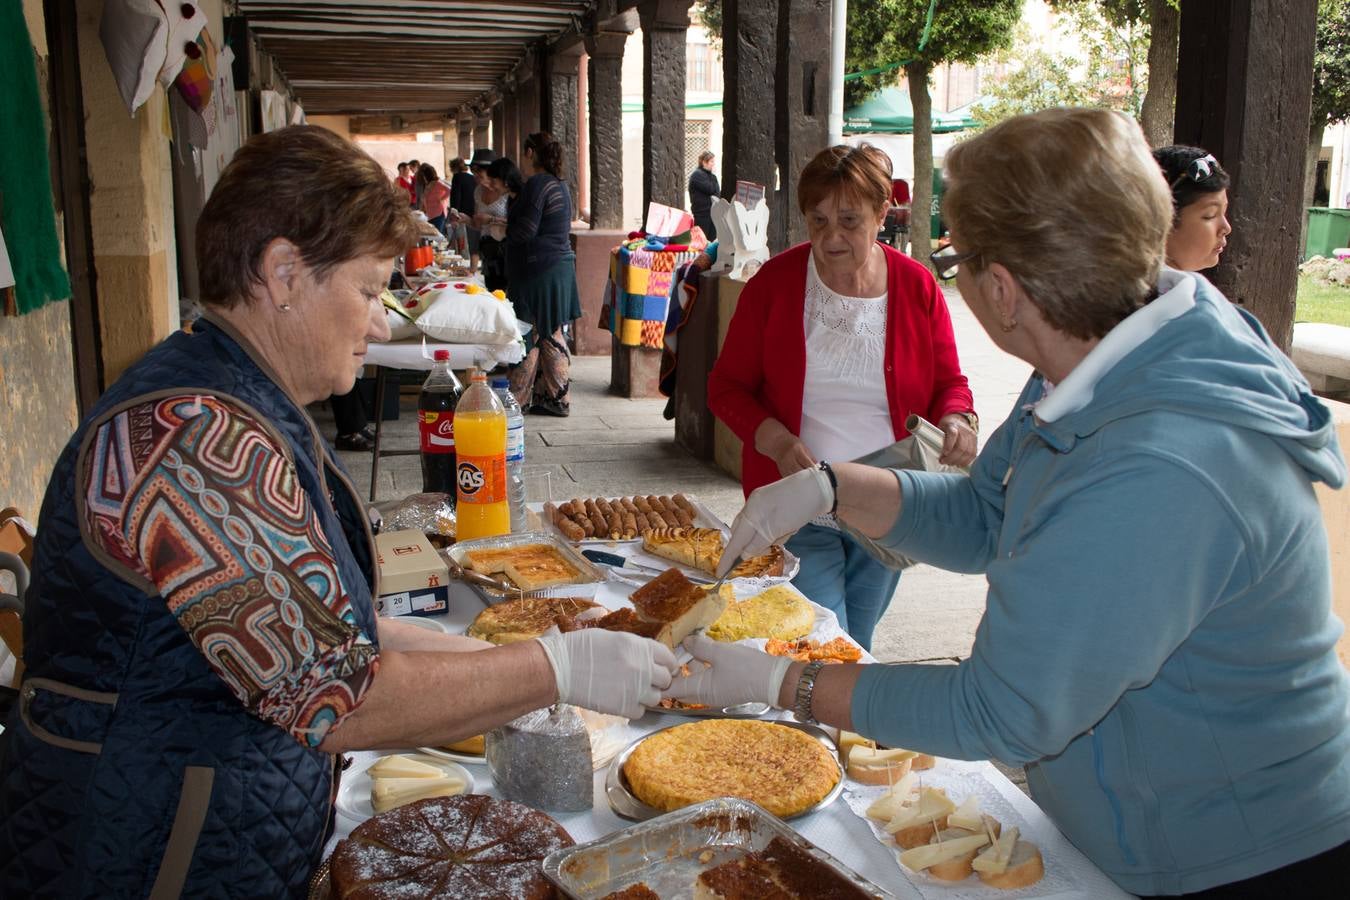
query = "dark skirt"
(511, 252, 581, 343)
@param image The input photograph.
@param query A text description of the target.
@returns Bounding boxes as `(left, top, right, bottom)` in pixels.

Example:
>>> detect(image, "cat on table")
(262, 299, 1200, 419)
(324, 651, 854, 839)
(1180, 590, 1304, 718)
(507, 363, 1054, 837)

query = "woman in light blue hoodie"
(668, 108, 1350, 897)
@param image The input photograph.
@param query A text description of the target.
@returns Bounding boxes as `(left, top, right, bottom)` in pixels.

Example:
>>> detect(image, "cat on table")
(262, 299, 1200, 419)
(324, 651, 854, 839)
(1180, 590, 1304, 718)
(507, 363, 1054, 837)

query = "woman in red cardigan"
(708, 144, 977, 649)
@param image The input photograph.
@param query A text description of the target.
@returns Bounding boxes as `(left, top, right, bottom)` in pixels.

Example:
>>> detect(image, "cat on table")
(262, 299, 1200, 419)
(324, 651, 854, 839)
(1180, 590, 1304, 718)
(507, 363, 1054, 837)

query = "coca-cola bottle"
(419, 349, 462, 502)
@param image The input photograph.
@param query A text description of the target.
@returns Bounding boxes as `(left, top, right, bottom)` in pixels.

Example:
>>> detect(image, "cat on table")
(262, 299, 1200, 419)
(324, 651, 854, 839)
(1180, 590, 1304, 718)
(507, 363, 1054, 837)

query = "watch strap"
(793, 660, 828, 724)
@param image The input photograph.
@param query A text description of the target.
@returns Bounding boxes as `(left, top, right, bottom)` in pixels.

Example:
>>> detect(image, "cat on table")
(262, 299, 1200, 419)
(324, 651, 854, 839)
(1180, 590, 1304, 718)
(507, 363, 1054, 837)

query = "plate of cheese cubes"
(336, 752, 474, 823)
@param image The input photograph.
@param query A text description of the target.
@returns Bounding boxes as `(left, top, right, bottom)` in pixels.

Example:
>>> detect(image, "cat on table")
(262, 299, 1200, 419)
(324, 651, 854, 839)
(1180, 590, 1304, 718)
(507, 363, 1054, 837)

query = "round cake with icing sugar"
(329, 794, 573, 898)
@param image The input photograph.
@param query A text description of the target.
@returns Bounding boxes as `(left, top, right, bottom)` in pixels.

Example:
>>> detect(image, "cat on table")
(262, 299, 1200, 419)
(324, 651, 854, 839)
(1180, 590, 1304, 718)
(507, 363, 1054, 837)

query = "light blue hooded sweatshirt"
(852, 271, 1350, 895)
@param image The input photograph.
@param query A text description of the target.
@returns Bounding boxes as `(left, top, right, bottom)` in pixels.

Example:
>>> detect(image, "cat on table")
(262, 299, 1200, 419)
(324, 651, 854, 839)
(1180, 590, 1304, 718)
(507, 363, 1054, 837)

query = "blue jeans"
(785, 523, 903, 652)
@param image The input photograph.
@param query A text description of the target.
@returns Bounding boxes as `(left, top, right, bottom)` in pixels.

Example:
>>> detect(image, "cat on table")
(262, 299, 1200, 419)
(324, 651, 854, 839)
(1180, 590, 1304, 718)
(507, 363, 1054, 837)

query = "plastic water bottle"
(491, 376, 528, 532)
(454, 370, 510, 540)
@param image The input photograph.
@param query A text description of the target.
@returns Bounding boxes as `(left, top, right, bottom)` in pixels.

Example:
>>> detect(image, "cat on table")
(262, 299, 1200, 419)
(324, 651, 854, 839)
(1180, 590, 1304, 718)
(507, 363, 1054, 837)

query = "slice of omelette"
(707, 584, 816, 642)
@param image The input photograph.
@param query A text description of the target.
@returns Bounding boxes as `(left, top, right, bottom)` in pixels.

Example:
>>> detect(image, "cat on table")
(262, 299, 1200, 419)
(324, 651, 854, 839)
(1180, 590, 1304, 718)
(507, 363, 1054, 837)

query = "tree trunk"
(1300, 121, 1325, 256)
(1139, 0, 1179, 146)
(907, 61, 935, 268)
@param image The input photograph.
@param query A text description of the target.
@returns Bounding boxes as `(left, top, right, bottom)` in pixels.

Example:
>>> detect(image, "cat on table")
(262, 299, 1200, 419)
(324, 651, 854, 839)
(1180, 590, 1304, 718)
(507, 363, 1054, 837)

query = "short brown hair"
(198, 126, 419, 307)
(943, 108, 1171, 340)
(698, 150, 715, 165)
(797, 144, 892, 217)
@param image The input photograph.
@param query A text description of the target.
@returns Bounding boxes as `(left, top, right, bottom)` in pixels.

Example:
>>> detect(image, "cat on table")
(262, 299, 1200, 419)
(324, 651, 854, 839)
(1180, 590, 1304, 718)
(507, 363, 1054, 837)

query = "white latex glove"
(536, 629, 680, 719)
(665, 633, 794, 709)
(717, 466, 834, 578)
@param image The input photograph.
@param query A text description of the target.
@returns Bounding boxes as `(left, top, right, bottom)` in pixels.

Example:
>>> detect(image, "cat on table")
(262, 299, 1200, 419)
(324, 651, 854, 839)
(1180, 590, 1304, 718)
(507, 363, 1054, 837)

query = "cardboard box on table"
(374, 529, 450, 618)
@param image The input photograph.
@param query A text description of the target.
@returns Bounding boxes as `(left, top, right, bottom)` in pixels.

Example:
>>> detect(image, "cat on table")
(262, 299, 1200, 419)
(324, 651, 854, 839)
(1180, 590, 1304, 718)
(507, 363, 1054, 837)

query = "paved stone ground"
(318, 286, 1035, 789)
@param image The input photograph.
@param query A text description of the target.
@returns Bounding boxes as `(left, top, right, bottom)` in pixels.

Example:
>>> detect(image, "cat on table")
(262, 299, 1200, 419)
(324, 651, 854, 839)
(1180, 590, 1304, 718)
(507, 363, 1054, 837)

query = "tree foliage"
(845, 0, 1022, 107)
(972, 8, 1148, 129)
(1313, 0, 1350, 128)
(697, 0, 722, 53)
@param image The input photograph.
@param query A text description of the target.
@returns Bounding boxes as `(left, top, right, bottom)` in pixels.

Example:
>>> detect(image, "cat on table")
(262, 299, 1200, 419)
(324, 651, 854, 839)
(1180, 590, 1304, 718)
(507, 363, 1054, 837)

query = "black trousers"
(1140, 839, 1350, 899)
(331, 387, 368, 435)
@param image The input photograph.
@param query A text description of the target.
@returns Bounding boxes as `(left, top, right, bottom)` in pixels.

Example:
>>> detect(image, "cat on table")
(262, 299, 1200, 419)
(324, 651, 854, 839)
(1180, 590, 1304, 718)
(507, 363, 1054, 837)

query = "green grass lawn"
(1296, 273, 1350, 327)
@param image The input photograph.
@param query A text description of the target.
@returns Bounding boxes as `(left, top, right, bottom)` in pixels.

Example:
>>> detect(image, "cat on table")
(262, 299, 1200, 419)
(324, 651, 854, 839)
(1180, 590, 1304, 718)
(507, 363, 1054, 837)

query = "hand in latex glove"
(716, 466, 834, 578)
(536, 629, 679, 719)
(665, 633, 793, 709)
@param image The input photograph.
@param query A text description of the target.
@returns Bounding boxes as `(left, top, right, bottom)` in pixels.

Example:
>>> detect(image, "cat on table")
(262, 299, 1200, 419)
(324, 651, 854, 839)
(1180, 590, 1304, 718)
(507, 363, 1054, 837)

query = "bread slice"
(927, 828, 990, 881)
(976, 839, 1044, 889)
(628, 569, 727, 648)
(846, 746, 917, 785)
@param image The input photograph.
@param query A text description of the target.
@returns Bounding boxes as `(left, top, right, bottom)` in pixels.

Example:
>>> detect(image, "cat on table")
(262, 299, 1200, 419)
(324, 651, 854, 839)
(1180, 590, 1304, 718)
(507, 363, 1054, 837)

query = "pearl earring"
(280, 304, 291, 311)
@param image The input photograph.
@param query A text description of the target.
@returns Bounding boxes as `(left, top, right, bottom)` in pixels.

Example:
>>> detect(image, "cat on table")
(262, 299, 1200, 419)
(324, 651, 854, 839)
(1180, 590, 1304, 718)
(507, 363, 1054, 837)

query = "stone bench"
(1292, 322, 1350, 397)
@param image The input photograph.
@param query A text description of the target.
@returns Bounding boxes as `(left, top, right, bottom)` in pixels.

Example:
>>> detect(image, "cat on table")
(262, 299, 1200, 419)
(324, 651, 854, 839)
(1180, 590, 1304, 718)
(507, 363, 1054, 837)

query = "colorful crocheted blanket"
(603, 244, 700, 348)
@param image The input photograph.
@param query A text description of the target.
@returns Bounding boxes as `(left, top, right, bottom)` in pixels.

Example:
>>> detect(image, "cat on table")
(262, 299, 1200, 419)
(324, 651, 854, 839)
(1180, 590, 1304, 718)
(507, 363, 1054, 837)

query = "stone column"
(547, 45, 583, 211)
(75, 0, 177, 383)
(1175, 0, 1316, 352)
(456, 118, 472, 160)
(721, 0, 778, 200)
(474, 115, 491, 153)
(774, 0, 832, 250)
(638, 0, 694, 211)
(584, 30, 628, 230)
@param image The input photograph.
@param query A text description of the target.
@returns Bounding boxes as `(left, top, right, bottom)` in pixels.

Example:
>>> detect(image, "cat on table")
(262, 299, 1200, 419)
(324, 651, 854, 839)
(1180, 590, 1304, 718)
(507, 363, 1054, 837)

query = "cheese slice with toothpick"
(899, 832, 990, 871)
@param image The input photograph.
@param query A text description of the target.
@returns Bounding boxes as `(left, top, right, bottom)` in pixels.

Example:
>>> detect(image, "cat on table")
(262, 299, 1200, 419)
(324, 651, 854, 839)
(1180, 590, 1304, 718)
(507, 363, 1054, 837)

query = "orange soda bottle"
(454, 369, 511, 540)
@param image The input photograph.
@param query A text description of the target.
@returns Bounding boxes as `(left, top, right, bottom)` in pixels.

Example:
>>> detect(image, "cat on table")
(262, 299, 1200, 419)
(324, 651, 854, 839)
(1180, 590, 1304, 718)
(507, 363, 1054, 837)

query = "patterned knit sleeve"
(82, 394, 380, 749)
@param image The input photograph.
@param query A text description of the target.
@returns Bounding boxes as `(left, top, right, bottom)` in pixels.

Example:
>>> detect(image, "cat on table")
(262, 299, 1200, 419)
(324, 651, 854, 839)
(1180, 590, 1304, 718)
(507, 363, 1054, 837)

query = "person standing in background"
(505, 132, 581, 418)
(475, 156, 519, 293)
(1152, 146, 1232, 272)
(465, 148, 497, 275)
(408, 158, 422, 207)
(417, 162, 451, 237)
(707, 143, 977, 651)
(448, 157, 478, 262)
(395, 161, 415, 206)
(689, 150, 720, 241)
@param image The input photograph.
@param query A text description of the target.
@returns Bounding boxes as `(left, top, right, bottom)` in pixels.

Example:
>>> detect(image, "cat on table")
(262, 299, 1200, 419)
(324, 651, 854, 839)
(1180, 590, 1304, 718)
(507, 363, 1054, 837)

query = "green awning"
(843, 86, 974, 135)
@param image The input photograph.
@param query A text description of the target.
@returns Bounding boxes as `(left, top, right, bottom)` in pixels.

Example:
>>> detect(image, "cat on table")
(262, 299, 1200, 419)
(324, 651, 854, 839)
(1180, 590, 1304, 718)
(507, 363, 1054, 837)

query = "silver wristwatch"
(792, 660, 828, 724)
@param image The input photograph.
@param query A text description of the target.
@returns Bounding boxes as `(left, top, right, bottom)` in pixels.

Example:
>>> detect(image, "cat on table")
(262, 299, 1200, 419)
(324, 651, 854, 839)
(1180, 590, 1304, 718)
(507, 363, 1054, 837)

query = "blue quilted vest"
(0, 317, 380, 898)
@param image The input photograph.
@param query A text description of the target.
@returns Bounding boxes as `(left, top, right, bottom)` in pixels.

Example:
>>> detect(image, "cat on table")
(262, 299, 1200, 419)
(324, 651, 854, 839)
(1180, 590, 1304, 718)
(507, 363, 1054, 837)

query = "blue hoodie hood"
(1035, 270, 1345, 488)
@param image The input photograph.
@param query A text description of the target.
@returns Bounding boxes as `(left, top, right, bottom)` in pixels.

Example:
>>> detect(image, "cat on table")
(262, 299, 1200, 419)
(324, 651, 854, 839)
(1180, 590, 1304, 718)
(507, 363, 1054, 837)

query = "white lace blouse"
(798, 253, 896, 467)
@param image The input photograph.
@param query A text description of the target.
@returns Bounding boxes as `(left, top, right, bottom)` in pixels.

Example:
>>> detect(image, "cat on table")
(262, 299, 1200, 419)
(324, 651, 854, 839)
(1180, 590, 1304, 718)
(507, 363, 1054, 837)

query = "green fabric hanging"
(0, 1, 72, 313)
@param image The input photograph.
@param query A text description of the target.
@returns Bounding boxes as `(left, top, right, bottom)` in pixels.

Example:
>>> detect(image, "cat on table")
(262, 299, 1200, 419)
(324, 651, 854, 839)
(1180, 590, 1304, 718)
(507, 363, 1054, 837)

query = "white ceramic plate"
(381, 615, 447, 633)
(416, 743, 488, 766)
(335, 753, 474, 823)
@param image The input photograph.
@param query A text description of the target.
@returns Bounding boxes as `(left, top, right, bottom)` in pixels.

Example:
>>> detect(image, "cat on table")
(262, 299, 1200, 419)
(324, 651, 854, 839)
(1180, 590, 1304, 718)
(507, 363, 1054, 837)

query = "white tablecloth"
(363, 336, 523, 372)
(328, 570, 1133, 899)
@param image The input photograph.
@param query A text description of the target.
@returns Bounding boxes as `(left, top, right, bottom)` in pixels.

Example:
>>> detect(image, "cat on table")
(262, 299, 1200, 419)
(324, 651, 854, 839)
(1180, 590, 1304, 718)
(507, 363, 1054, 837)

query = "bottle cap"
(469, 367, 485, 382)
(490, 376, 509, 389)
(433, 349, 451, 361)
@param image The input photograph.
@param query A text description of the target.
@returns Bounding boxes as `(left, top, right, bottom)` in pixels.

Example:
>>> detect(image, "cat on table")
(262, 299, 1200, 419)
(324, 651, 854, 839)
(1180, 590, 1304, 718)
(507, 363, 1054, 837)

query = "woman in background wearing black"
(505, 132, 581, 417)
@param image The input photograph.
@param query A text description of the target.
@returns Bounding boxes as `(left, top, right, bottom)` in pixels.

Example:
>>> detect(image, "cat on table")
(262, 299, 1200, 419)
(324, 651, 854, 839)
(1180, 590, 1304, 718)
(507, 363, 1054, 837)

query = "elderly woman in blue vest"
(0, 127, 677, 898)
(667, 109, 1350, 897)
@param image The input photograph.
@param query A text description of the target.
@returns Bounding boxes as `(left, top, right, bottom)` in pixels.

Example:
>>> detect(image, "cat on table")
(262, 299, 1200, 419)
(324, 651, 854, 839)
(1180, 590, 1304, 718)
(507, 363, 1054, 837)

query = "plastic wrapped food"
(373, 492, 456, 548)
(487, 704, 594, 812)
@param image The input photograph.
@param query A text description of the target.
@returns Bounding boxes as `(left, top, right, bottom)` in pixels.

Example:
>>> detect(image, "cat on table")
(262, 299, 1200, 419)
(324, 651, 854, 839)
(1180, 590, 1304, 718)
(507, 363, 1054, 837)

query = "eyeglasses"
(1169, 153, 1219, 189)
(930, 245, 979, 281)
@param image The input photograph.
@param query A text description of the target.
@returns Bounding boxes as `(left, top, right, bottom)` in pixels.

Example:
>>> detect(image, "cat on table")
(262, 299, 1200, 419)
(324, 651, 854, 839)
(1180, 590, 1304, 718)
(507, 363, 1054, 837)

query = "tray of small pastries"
(604, 719, 845, 823)
(445, 531, 605, 604)
(542, 796, 894, 899)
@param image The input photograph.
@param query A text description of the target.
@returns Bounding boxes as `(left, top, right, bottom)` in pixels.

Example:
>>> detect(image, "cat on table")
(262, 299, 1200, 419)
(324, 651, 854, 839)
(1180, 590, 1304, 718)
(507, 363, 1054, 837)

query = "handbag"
(838, 414, 969, 571)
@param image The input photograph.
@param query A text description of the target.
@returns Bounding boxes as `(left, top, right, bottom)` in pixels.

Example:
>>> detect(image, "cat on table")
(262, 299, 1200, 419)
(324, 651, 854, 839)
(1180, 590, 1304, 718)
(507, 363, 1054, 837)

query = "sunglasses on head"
(929, 245, 980, 281)
(1170, 154, 1219, 190)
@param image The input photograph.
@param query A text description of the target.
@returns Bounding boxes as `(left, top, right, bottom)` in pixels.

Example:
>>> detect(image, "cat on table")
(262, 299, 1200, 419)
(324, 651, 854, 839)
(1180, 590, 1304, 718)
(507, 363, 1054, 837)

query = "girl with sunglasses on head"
(1153, 145, 1232, 271)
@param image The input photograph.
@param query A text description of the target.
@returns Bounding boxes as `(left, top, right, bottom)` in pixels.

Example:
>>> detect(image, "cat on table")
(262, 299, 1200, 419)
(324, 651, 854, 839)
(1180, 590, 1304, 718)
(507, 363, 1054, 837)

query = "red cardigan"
(708, 242, 974, 496)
